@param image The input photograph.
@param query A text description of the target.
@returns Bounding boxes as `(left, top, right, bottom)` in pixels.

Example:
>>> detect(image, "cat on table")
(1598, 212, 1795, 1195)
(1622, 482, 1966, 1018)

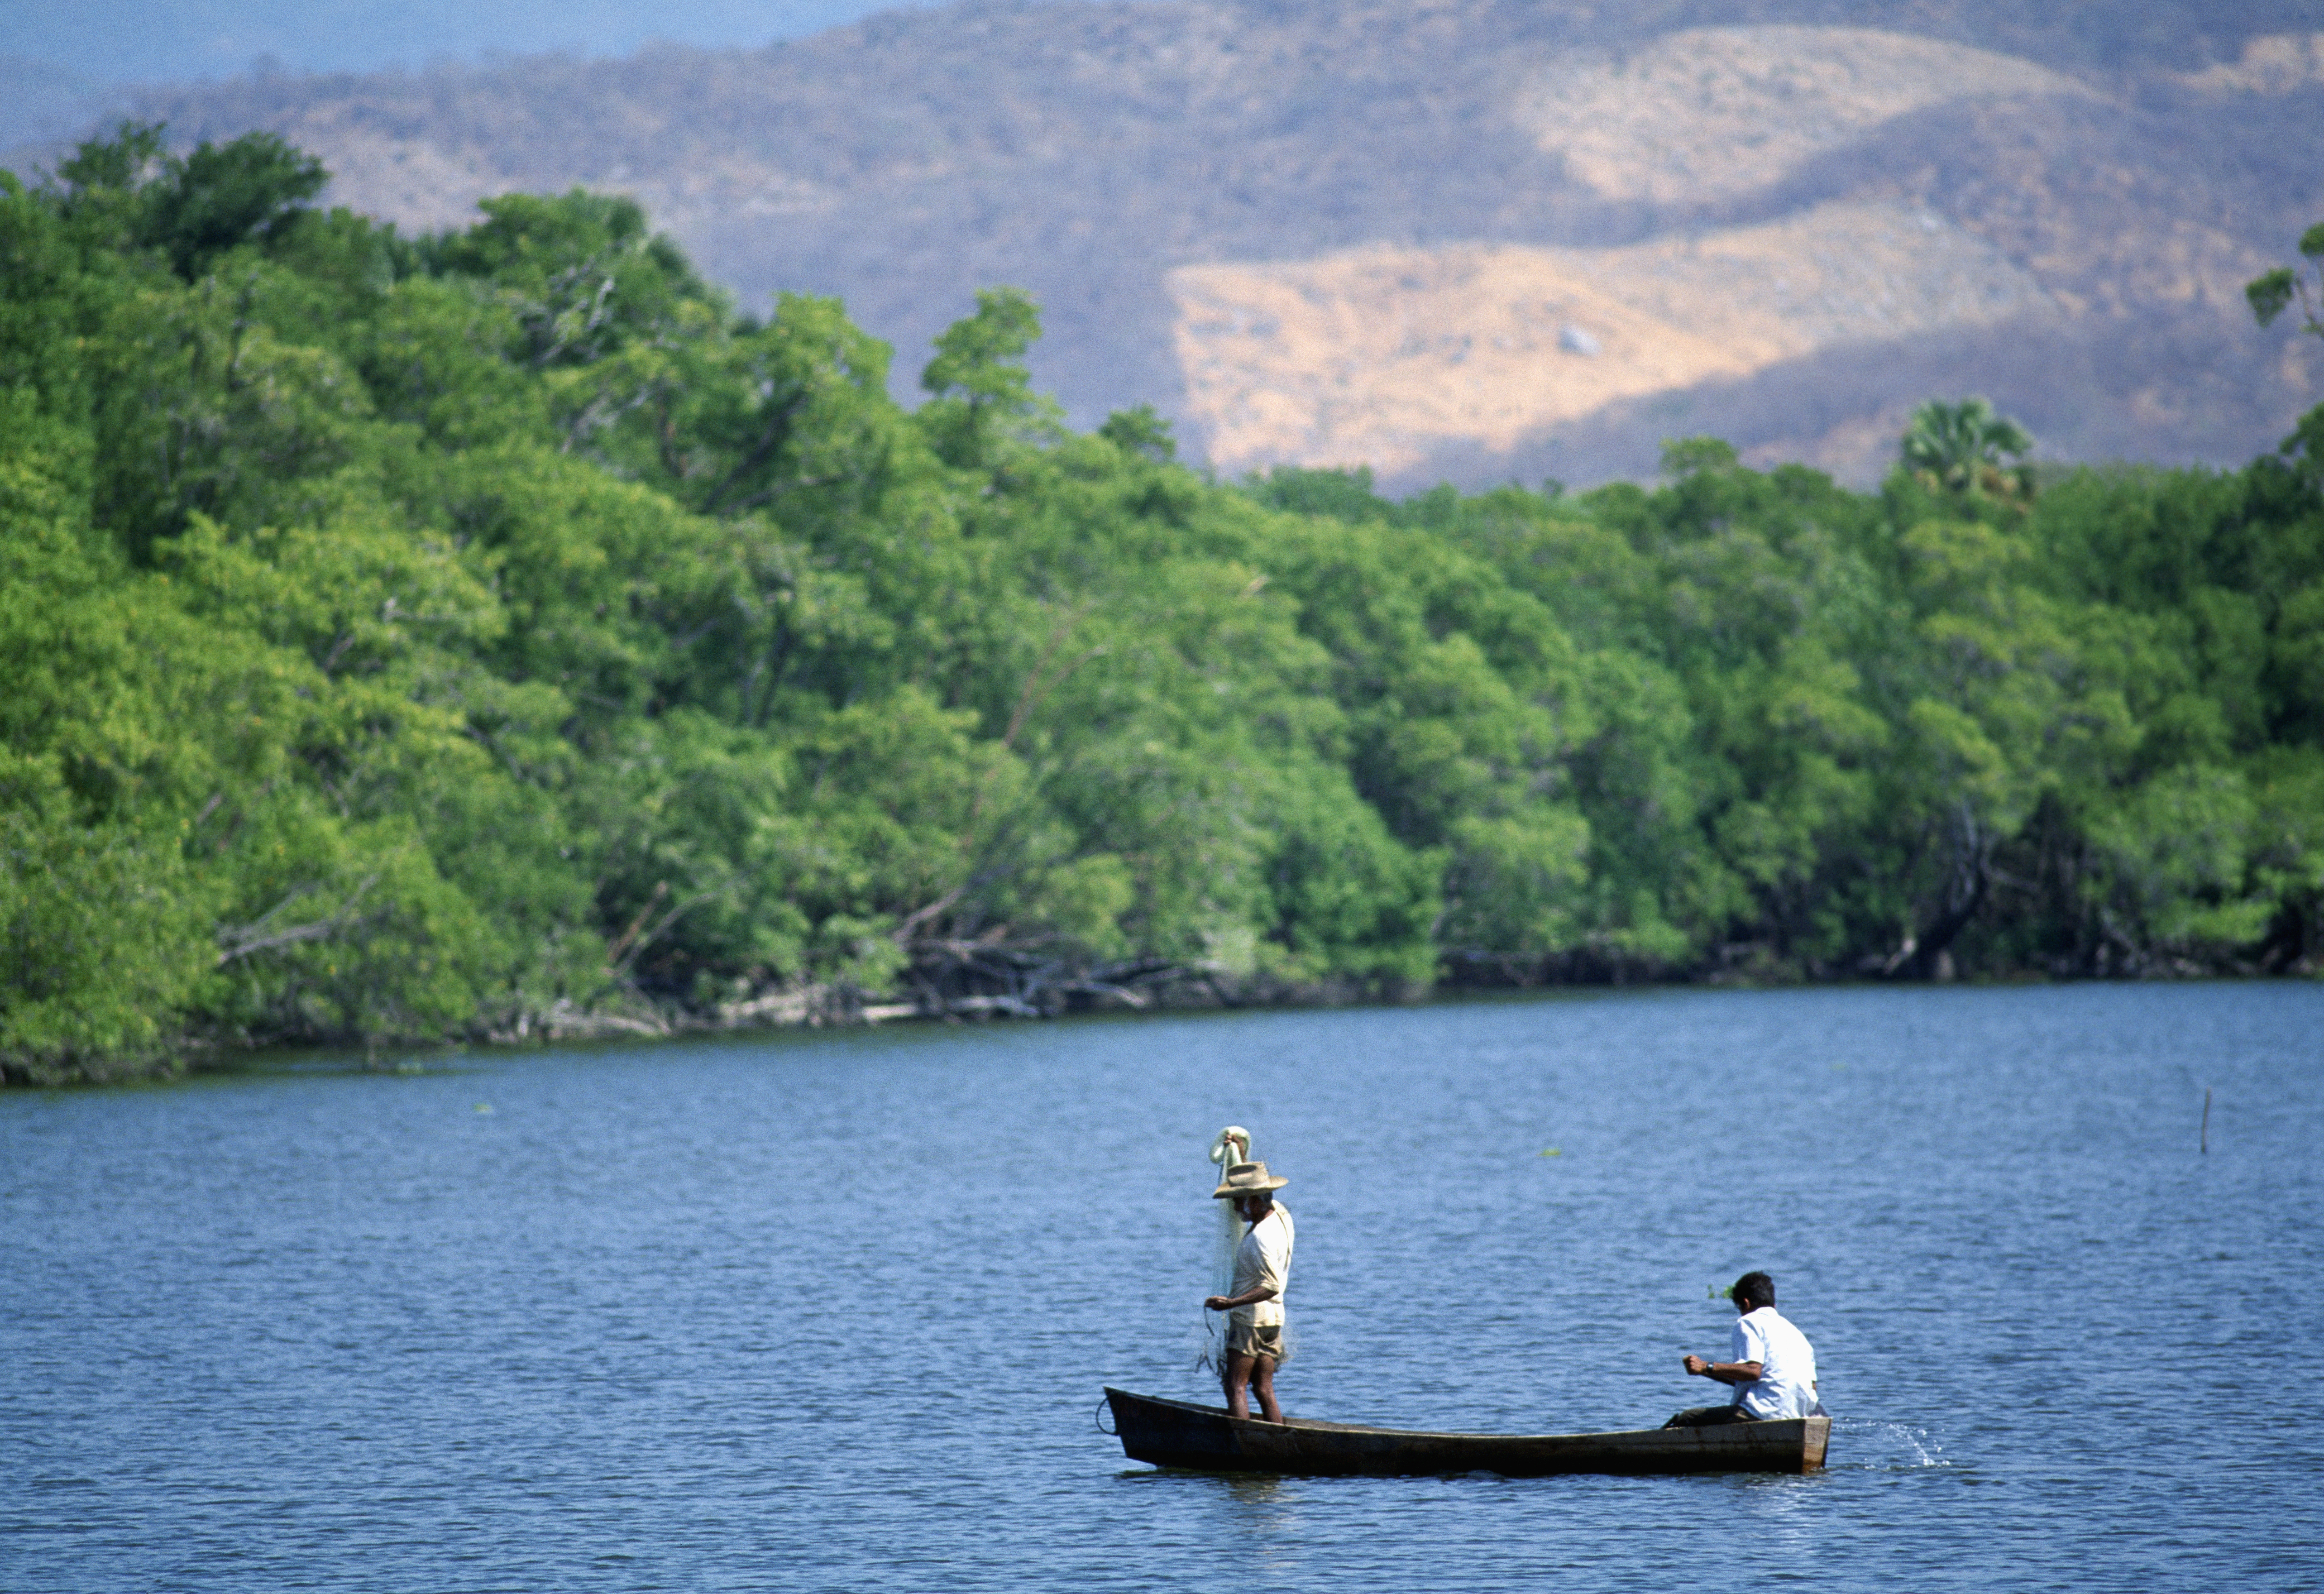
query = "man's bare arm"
(1204, 1287, 1279, 1312)
(1681, 1355, 1763, 1385)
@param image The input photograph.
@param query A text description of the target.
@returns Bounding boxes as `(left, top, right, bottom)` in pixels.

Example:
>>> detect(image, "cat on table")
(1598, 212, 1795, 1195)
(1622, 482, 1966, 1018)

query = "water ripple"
(3, 982, 2319, 1592)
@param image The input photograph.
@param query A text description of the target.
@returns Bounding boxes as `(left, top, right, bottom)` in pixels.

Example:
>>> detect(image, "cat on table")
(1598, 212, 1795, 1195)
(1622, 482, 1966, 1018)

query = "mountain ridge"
(16, 0, 2324, 485)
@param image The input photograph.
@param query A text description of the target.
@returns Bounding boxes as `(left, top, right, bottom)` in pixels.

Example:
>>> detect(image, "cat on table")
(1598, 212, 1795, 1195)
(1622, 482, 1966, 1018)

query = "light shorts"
(1226, 1321, 1288, 1363)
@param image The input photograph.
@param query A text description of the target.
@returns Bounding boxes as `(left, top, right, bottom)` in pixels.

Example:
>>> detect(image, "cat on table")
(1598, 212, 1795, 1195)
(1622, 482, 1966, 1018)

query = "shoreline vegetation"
(5, 127, 2322, 1085)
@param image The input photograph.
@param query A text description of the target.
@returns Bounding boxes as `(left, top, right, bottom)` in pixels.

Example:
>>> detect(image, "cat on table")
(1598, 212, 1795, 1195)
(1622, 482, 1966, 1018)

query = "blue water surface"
(3, 981, 2319, 1591)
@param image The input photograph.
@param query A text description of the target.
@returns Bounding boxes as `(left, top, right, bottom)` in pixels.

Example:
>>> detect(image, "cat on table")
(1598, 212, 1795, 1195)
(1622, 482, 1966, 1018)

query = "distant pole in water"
(2201, 1087, 2211, 1155)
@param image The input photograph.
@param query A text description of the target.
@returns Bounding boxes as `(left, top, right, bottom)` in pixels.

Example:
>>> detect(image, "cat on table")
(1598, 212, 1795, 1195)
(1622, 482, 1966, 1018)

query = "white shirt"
(1730, 1306, 1818, 1419)
(1229, 1204, 1294, 1330)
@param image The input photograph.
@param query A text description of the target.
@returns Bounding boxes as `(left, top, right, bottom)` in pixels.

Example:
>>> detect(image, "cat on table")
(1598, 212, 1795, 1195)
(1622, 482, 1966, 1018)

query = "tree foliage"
(4, 130, 2322, 1082)
(1901, 397, 2036, 501)
(2246, 221, 2324, 340)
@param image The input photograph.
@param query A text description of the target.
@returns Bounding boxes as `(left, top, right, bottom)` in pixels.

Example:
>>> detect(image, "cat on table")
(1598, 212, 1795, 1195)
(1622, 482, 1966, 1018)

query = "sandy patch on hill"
(1520, 26, 2098, 205)
(1171, 200, 2052, 476)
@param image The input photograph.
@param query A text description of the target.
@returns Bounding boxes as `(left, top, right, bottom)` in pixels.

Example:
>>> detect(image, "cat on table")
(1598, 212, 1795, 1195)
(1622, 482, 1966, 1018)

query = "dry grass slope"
(1175, 199, 2053, 475)
(1521, 26, 2099, 205)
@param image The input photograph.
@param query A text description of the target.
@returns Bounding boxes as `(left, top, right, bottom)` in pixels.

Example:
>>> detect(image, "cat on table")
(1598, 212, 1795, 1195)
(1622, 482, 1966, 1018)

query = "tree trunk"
(1902, 804, 1990, 980)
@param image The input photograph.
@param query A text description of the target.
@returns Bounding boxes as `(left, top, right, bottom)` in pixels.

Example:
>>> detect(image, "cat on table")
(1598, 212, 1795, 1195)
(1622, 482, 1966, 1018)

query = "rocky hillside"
(34, 0, 2324, 486)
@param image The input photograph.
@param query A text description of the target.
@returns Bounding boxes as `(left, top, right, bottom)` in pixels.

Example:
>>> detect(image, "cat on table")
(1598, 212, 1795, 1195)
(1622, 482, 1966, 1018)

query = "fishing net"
(1193, 1125, 1250, 1373)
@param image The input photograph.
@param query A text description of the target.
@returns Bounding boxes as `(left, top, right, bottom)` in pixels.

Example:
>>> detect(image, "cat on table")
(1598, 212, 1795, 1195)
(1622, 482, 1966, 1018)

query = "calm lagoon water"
(4, 982, 2320, 1591)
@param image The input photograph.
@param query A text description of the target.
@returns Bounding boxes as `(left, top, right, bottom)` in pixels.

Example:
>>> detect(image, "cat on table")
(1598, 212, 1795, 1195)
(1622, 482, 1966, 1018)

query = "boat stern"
(1801, 1414, 1831, 1472)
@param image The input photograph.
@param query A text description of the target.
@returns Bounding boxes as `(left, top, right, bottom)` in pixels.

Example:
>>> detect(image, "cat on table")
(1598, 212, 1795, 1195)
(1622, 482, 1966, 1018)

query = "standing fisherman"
(1203, 1161, 1295, 1423)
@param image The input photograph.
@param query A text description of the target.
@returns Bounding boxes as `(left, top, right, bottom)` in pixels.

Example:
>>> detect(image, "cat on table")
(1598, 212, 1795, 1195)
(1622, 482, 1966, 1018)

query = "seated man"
(1666, 1270, 1822, 1427)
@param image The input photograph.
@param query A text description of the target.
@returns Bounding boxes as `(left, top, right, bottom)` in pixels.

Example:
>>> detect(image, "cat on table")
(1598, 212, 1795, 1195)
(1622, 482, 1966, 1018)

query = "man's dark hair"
(1732, 1272, 1775, 1309)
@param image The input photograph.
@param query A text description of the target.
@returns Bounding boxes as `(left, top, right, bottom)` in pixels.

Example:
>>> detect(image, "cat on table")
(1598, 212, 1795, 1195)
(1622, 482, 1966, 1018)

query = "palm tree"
(1900, 397, 2034, 497)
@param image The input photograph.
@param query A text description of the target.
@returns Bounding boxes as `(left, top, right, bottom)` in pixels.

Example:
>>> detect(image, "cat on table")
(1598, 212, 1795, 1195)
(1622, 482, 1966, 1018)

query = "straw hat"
(1211, 1160, 1289, 1199)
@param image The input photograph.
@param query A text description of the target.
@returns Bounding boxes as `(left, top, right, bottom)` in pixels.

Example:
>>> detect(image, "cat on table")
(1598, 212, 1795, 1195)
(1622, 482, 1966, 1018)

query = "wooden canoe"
(1103, 1387, 1829, 1477)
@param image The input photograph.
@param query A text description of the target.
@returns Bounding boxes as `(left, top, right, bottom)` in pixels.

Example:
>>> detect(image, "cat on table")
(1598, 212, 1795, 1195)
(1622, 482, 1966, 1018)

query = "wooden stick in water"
(2201, 1087, 2211, 1155)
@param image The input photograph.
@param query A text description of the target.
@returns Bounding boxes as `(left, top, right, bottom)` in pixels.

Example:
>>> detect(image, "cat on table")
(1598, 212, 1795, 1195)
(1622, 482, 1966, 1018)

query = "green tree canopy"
(5, 129, 2322, 1082)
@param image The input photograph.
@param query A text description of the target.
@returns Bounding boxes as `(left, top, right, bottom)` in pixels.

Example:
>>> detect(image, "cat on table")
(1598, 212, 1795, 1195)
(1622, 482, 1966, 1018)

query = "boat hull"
(1104, 1388, 1829, 1477)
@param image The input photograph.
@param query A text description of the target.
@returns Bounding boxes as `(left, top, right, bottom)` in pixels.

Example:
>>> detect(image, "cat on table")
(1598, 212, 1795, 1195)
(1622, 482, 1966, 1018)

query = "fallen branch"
(609, 883, 723, 976)
(215, 875, 380, 966)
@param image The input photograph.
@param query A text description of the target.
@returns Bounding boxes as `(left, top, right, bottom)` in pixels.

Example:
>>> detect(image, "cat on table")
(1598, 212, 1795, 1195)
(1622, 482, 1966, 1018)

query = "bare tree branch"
(215, 875, 380, 966)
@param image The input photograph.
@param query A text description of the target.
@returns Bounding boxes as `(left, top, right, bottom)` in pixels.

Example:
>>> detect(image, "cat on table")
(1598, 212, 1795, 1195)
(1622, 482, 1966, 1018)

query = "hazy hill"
(33, 0, 2324, 486)
(0, 0, 918, 93)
